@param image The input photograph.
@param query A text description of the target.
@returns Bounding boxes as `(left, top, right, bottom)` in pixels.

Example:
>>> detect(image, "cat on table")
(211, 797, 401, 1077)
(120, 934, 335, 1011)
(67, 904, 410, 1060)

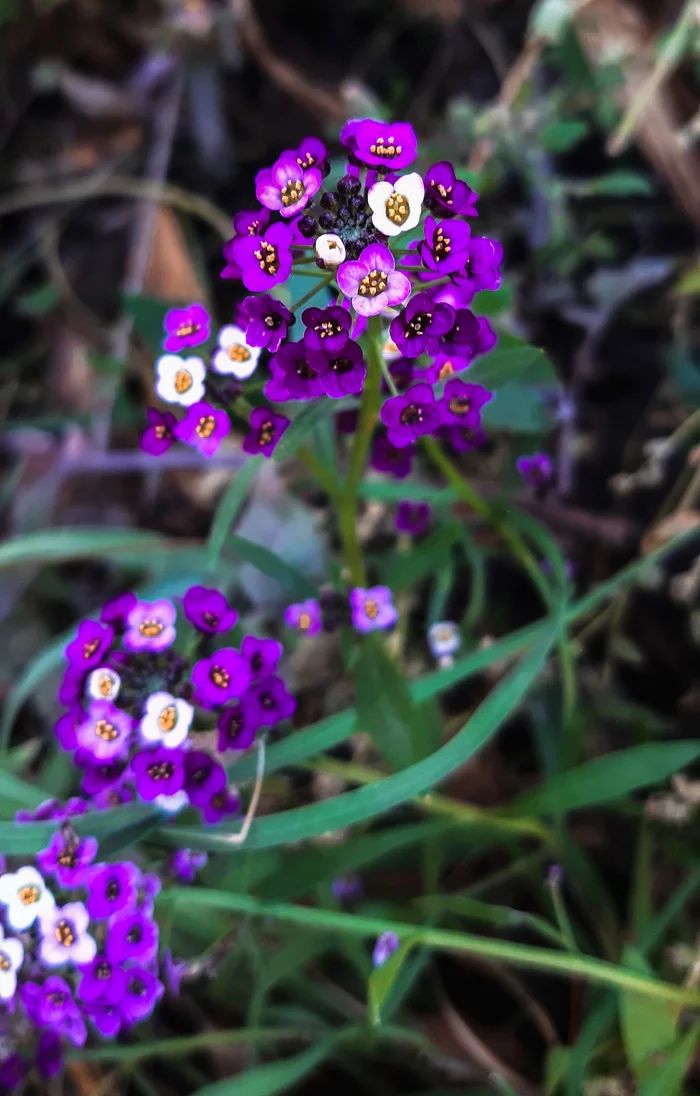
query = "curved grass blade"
(227, 534, 318, 599)
(191, 1034, 340, 1096)
(0, 528, 175, 569)
(207, 456, 263, 572)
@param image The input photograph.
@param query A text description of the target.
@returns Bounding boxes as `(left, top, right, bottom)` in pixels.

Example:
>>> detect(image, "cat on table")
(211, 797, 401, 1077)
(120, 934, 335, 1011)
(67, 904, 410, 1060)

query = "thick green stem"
(338, 316, 384, 585)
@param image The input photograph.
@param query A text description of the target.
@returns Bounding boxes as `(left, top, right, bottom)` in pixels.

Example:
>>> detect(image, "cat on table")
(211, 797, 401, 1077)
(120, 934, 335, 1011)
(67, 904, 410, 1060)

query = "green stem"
(338, 316, 384, 584)
(161, 888, 700, 1009)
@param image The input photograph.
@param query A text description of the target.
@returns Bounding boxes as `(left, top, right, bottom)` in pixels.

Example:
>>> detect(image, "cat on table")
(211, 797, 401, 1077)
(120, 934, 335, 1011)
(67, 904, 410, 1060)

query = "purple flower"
(284, 599, 322, 635)
(454, 236, 503, 297)
(395, 500, 431, 536)
(38, 903, 96, 968)
(331, 873, 363, 902)
(440, 378, 493, 427)
(442, 422, 487, 453)
(119, 966, 164, 1027)
(123, 599, 177, 653)
(420, 216, 471, 274)
(385, 357, 414, 392)
(436, 308, 481, 358)
(231, 222, 294, 292)
(175, 401, 230, 458)
(0, 1054, 26, 1091)
(137, 872, 162, 915)
(15, 799, 64, 824)
(516, 452, 552, 489)
(84, 862, 139, 920)
(341, 118, 417, 169)
(200, 785, 240, 825)
(475, 316, 498, 356)
(307, 339, 367, 399)
(65, 620, 114, 670)
(373, 931, 399, 967)
(380, 383, 441, 448)
(100, 591, 137, 627)
(370, 434, 414, 479)
(106, 910, 159, 965)
(37, 831, 98, 889)
(242, 294, 294, 353)
(58, 666, 85, 707)
(255, 156, 322, 217)
(302, 305, 352, 353)
(78, 955, 127, 1005)
(241, 635, 282, 678)
(337, 243, 411, 317)
(162, 948, 188, 996)
(389, 293, 454, 358)
(162, 303, 210, 352)
(281, 135, 327, 172)
(75, 701, 133, 762)
(216, 699, 261, 752)
(184, 751, 226, 806)
(84, 1002, 122, 1039)
(131, 747, 186, 801)
(80, 757, 126, 796)
(183, 586, 238, 635)
(242, 408, 290, 458)
(424, 161, 478, 217)
(172, 849, 208, 883)
(55, 706, 83, 751)
(221, 208, 270, 279)
(265, 341, 325, 402)
(246, 675, 296, 726)
(140, 408, 177, 456)
(422, 352, 470, 384)
(37, 1031, 64, 1077)
(350, 586, 398, 633)
(191, 648, 251, 707)
(92, 783, 134, 811)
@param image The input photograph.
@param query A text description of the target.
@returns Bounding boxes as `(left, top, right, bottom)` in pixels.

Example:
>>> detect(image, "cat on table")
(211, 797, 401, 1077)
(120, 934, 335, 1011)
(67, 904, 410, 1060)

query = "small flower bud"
(427, 621, 461, 661)
(314, 233, 346, 268)
(337, 174, 361, 196)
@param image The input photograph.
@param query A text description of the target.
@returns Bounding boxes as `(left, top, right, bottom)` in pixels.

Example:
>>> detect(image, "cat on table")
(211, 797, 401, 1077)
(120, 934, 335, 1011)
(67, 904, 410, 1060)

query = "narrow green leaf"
(368, 940, 414, 1024)
(580, 171, 653, 197)
(227, 534, 318, 598)
(619, 945, 677, 1079)
(273, 398, 357, 462)
(359, 481, 457, 505)
(0, 528, 174, 569)
(511, 742, 700, 816)
(637, 1022, 700, 1096)
(356, 636, 425, 770)
(540, 119, 589, 151)
(0, 770, 46, 816)
(192, 1035, 339, 1096)
(72, 1028, 308, 1066)
(207, 457, 263, 570)
(566, 995, 616, 1096)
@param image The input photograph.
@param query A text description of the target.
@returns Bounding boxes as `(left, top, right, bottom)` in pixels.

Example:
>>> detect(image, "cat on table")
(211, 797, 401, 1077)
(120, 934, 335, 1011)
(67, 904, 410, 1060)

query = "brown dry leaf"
(143, 206, 207, 302)
(641, 509, 700, 554)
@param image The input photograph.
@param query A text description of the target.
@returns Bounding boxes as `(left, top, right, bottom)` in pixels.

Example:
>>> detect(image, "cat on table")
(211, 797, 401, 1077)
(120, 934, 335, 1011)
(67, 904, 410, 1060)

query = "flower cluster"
(284, 585, 398, 636)
(0, 833, 168, 1082)
(141, 118, 501, 465)
(51, 585, 296, 825)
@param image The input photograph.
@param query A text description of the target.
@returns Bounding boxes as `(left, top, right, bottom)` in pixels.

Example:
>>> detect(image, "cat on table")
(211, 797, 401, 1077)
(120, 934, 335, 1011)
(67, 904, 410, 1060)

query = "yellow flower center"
(95, 719, 117, 742)
(358, 270, 388, 297)
(18, 885, 40, 906)
(174, 369, 193, 394)
(227, 343, 251, 362)
(196, 416, 216, 439)
(139, 619, 164, 637)
(385, 191, 410, 225)
(369, 136, 402, 158)
(158, 705, 177, 733)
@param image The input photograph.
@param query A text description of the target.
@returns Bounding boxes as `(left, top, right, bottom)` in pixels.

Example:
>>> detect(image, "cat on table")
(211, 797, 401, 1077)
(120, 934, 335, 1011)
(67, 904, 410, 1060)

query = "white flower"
(0, 866, 55, 932)
(155, 790, 190, 814)
(212, 325, 261, 379)
(314, 233, 346, 268)
(155, 354, 206, 407)
(0, 927, 23, 1000)
(368, 172, 424, 237)
(87, 667, 121, 702)
(427, 621, 461, 660)
(140, 691, 193, 749)
(38, 902, 96, 968)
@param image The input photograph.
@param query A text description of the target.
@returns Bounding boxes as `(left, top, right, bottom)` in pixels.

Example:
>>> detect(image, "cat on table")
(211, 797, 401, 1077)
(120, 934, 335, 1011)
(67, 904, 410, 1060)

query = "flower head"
(78, 955, 127, 1005)
(337, 243, 411, 318)
(76, 701, 133, 761)
(191, 648, 251, 707)
(171, 849, 208, 884)
(216, 699, 261, 752)
(37, 831, 98, 889)
(427, 621, 461, 660)
(183, 751, 225, 806)
(314, 233, 346, 268)
(242, 408, 290, 458)
(380, 383, 441, 448)
(281, 135, 327, 172)
(395, 500, 431, 536)
(241, 635, 282, 679)
(131, 747, 186, 801)
(372, 931, 399, 967)
(367, 171, 424, 236)
(38, 902, 96, 968)
(175, 401, 230, 458)
(307, 339, 367, 399)
(420, 216, 471, 274)
(155, 355, 206, 407)
(424, 161, 478, 217)
(302, 305, 351, 353)
(440, 378, 493, 427)
(65, 620, 114, 670)
(256, 156, 322, 217)
(341, 118, 417, 170)
(183, 585, 238, 635)
(516, 452, 552, 489)
(140, 408, 177, 456)
(162, 303, 210, 352)
(87, 667, 121, 702)
(265, 341, 325, 402)
(100, 591, 137, 627)
(284, 599, 322, 635)
(246, 675, 296, 727)
(389, 293, 454, 359)
(106, 910, 159, 965)
(370, 434, 414, 479)
(84, 862, 139, 921)
(23, 976, 87, 1047)
(350, 587, 398, 633)
(119, 966, 164, 1026)
(231, 222, 294, 292)
(242, 294, 294, 353)
(454, 236, 503, 297)
(124, 599, 177, 653)
(212, 324, 261, 379)
(0, 927, 23, 1000)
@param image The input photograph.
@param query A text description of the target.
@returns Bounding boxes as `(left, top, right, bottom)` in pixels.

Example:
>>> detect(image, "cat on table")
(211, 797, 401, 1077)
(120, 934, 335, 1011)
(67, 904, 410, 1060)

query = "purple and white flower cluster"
(0, 832, 169, 1083)
(141, 118, 501, 466)
(52, 585, 297, 826)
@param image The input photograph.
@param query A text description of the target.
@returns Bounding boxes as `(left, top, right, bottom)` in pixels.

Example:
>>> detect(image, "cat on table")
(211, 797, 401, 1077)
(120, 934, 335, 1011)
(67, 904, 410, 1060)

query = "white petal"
(70, 934, 97, 966)
(0, 969, 16, 1000)
(0, 872, 18, 904)
(370, 205, 403, 238)
(218, 325, 247, 350)
(155, 354, 183, 379)
(367, 180, 393, 214)
(155, 790, 189, 814)
(38, 937, 64, 967)
(395, 172, 425, 206)
(87, 668, 120, 701)
(1, 937, 24, 971)
(314, 234, 346, 267)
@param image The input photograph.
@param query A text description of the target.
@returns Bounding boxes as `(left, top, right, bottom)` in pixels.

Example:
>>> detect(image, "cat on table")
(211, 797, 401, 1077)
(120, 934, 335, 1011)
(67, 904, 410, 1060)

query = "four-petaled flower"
(140, 408, 177, 456)
(420, 216, 471, 274)
(307, 339, 367, 399)
(389, 292, 454, 359)
(424, 161, 478, 218)
(37, 832, 99, 889)
(232, 222, 294, 292)
(183, 586, 238, 634)
(86, 667, 121, 702)
(124, 599, 177, 653)
(131, 747, 186, 801)
(191, 648, 251, 707)
(255, 156, 322, 217)
(139, 692, 194, 749)
(367, 171, 424, 236)
(380, 384, 442, 448)
(395, 500, 431, 536)
(440, 378, 493, 428)
(242, 408, 290, 458)
(337, 243, 411, 318)
(155, 355, 206, 407)
(284, 599, 322, 635)
(162, 303, 210, 353)
(349, 587, 398, 633)
(38, 901, 96, 968)
(341, 118, 417, 169)
(516, 452, 552, 489)
(76, 701, 133, 762)
(0, 926, 23, 1000)
(65, 621, 114, 670)
(242, 294, 294, 353)
(302, 305, 351, 353)
(175, 401, 230, 458)
(212, 324, 261, 379)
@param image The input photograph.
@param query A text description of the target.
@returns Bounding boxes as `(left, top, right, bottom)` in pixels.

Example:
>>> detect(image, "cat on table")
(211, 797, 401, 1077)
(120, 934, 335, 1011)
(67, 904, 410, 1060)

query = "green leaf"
(0, 769, 47, 816)
(471, 284, 513, 317)
(192, 1036, 339, 1096)
(636, 1022, 700, 1096)
(449, 346, 557, 391)
(207, 457, 263, 571)
(72, 1028, 309, 1066)
(368, 940, 414, 1024)
(565, 995, 616, 1096)
(122, 293, 169, 354)
(359, 481, 457, 505)
(355, 636, 428, 771)
(545, 1046, 571, 1096)
(272, 398, 357, 462)
(580, 171, 653, 197)
(540, 119, 589, 151)
(226, 534, 318, 599)
(0, 803, 158, 856)
(482, 384, 551, 433)
(510, 741, 700, 816)
(162, 624, 559, 851)
(619, 945, 677, 1080)
(0, 527, 174, 570)
(381, 523, 460, 594)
